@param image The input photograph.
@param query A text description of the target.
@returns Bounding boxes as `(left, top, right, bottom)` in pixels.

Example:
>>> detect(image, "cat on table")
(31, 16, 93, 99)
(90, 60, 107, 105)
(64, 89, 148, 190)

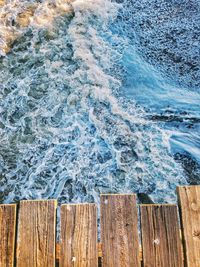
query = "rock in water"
(138, 193, 154, 204)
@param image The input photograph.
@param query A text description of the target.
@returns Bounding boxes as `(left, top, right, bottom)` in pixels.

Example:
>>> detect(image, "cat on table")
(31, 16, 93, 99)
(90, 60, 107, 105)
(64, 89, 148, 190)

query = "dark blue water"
(0, 0, 199, 204)
(115, 0, 200, 183)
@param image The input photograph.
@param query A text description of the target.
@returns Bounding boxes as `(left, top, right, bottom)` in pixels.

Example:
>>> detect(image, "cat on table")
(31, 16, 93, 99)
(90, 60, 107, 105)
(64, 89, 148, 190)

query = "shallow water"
(0, 0, 199, 204)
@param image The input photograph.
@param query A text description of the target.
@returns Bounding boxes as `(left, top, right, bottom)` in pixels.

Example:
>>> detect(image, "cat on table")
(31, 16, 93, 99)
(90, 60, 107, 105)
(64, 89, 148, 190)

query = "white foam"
(0, 0, 188, 205)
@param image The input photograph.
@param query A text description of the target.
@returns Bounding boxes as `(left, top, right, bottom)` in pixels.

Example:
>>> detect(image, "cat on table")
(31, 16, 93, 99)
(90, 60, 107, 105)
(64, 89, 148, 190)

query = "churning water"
(0, 0, 199, 204)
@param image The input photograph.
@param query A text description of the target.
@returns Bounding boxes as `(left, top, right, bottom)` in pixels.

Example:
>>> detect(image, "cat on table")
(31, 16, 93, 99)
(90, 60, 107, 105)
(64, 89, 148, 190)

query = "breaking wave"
(0, 0, 199, 204)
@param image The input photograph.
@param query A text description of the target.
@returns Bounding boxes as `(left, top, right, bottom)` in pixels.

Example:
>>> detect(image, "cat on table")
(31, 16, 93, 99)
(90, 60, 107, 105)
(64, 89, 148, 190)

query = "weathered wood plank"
(140, 204, 183, 267)
(60, 204, 98, 267)
(56, 242, 143, 261)
(177, 186, 200, 267)
(17, 200, 57, 267)
(0, 204, 16, 267)
(100, 194, 140, 267)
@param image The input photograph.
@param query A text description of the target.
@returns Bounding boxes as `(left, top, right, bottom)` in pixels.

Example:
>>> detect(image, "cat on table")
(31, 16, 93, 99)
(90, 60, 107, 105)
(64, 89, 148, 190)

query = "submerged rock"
(174, 153, 200, 185)
(97, 152, 112, 164)
(120, 149, 138, 164)
(113, 136, 129, 150)
(138, 193, 154, 204)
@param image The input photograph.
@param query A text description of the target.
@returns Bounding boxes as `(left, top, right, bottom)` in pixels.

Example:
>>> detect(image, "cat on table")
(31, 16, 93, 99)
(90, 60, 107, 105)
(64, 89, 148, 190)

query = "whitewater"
(0, 0, 199, 204)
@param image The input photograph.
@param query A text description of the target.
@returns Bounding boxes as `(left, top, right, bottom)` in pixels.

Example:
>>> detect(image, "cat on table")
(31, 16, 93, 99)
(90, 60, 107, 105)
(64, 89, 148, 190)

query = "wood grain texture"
(177, 186, 200, 267)
(140, 204, 183, 267)
(60, 204, 98, 267)
(0, 204, 16, 267)
(100, 194, 140, 267)
(56, 242, 143, 261)
(17, 200, 57, 267)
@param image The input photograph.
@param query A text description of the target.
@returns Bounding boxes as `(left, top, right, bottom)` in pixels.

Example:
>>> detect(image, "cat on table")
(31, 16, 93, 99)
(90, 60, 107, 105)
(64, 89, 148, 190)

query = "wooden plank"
(0, 204, 16, 267)
(56, 243, 101, 261)
(140, 204, 183, 267)
(177, 186, 200, 267)
(57, 242, 143, 261)
(100, 194, 140, 267)
(60, 203, 98, 267)
(17, 200, 57, 267)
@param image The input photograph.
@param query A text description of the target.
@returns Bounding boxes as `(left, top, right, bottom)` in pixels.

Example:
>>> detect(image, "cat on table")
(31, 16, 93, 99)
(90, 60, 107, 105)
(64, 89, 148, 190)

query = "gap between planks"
(1, 191, 192, 265)
(56, 243, 183, 262)
(55, 243, 143, 261)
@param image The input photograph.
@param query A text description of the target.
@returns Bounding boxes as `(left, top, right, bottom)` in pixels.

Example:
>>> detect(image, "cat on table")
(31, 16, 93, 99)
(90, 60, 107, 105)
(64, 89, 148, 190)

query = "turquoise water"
(0, 0, 199, 204)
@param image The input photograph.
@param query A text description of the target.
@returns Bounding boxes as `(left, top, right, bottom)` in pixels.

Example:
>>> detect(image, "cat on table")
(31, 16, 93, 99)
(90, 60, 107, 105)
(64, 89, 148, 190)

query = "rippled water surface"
(0, 0, 200, 204)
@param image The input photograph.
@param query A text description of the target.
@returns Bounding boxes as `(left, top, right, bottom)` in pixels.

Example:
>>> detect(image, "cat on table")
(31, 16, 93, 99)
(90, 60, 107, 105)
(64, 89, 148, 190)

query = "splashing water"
(0, 0, 199, 204)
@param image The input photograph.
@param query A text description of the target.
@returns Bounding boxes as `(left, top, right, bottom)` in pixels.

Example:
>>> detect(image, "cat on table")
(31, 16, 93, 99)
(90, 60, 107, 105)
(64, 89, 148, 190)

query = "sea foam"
(0, 0, 188, 205)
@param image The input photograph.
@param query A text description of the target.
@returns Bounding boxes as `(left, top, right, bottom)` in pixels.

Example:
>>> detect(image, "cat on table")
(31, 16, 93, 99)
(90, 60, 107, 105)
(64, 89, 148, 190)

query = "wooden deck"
(0, 185, 200, 266)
